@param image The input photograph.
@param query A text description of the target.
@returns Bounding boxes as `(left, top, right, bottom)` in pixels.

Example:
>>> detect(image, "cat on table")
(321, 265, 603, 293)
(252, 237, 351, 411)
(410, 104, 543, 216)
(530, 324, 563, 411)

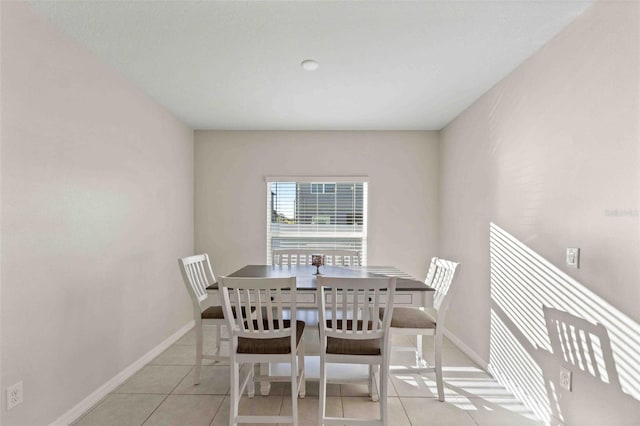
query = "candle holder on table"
(312, 254, 325, 275)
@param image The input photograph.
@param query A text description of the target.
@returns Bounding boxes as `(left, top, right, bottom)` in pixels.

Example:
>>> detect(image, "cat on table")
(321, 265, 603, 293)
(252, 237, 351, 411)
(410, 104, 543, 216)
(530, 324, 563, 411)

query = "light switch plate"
(566, 247, 580, 268)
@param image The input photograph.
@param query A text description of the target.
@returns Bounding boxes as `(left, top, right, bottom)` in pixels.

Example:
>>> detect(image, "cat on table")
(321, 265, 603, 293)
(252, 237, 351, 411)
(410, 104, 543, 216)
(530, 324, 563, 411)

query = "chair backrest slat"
(220, 276, 295, 340)
(426, 257, 460, 324)
(372, 288, 381, 331)
(362, 288, 370, 326)
(331, 287, 338, 332)
(254, 289, 265, 332)
(341, 286, 349, 332)
(265, 288, 274, 324)
(318, 276, 396, 341)
(179, 254, 217, 314)
(275, 287, 284, 330)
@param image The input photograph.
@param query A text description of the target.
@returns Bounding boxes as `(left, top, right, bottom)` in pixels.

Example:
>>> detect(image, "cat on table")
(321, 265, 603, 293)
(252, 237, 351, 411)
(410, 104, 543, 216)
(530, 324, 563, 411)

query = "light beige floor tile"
(74, 394, 165, 426)
(439, 351, 480, 368)
(261, 382, 289, 396)
(390, 335, 480, 370)
(340, 383, 372, 397)
(390, 345, 426, 366)
(151, 344, 196, 366)
(116, 365, 192, 394)
(150, 343, 221, 366)
(387, 396, 412, 425)
(75, 328, 544, 426)
(274, 380, 340, 397)
(390, 372, 444, 398)
(172, 365, 230, 395)
(174, 326, 219, 347)
(340, 396, 410, 425)
(142, 394, 224, 426)
(463, 397, 542, 426)
(279, 395, 342, 425)
(444, 374, 518, 399)
(401, 396, 478, 425)
(340, 377, 397, 397)
(424, 339, 480, 368)
(211, 395, 284, 426)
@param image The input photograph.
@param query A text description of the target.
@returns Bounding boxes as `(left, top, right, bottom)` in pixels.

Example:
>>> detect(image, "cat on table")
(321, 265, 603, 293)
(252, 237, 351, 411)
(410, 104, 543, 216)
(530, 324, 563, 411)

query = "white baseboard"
(444, 328, 489, 371)
(50, 321, 195, 426)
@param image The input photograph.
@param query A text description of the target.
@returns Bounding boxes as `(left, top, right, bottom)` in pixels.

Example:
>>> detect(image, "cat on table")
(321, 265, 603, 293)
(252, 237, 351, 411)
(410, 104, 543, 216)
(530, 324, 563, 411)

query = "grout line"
(396, 395, 414, 426)
(140, 364, 194, 425)
(209, 395, 228, 426)
(139, 393, 172, 426)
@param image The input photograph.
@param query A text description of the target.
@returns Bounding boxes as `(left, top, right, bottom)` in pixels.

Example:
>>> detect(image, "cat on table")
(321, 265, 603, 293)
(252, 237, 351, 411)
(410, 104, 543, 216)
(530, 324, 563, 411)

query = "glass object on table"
(312, 254, 325, 275)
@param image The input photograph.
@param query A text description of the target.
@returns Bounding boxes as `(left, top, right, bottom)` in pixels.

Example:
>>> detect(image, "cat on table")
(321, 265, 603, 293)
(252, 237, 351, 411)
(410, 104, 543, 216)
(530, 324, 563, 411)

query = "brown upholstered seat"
(380, 307, 437, 329)
(201, 305, 255, 320)
(323, 320, 382, 356)
(237, 320, 305, 354)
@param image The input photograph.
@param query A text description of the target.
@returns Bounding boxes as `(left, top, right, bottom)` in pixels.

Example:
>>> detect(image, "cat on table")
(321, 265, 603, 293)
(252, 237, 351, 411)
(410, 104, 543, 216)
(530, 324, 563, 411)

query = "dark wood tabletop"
(207, 265, 433, 292)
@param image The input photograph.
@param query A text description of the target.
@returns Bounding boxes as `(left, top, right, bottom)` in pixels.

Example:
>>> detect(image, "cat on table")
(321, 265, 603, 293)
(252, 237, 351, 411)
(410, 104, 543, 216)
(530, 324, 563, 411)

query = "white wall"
(195, 131, 439, 280)
(440, 1, 640, 424)
(1, 3, 194, 425)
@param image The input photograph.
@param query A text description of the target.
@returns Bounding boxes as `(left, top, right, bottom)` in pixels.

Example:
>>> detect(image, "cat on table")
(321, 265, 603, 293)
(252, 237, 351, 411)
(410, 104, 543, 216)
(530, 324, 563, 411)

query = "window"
(266, 176, 368, 264)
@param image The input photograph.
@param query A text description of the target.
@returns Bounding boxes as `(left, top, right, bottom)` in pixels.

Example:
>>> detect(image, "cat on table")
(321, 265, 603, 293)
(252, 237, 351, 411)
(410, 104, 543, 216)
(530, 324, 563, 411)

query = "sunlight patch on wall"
(489, 222, 640, 424)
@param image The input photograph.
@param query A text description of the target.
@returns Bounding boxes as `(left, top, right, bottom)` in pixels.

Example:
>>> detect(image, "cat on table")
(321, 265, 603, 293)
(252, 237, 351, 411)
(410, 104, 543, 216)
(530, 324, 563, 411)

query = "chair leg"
(416, 333, 424, 367)
(230, 360, 239, 426)
(247, 363, 255, 398)
(260, 362, 271, 395)
(194, 322, 203, 385)
(435, 331, 444, 402)
(368, 365, 373, 399)
(380, 360, 389, 426)
(318, 353, 326, 426)
(298, 338, 306, 398)
(370, 365, 379, 402)
(215, 324, 222, 358)
(290, 353, 298, 426)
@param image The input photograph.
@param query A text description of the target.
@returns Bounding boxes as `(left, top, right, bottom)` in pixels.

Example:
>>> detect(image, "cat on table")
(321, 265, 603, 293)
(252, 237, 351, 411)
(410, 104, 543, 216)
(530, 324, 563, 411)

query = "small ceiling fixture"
(300, 59, 319, 71)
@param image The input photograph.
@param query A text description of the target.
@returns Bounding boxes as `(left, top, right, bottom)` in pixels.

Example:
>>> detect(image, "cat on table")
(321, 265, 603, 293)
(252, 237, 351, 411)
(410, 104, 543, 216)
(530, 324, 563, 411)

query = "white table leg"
(260, 362, 271, 395)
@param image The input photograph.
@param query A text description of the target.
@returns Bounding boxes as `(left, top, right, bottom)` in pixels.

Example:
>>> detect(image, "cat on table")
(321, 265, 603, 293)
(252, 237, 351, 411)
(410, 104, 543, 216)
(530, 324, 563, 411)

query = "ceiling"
(29, 1, 593, 130)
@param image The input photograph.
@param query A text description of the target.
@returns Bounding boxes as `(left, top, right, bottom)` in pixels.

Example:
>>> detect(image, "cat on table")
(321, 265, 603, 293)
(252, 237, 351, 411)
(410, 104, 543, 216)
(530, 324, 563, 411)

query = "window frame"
(265, 176, 368, 265)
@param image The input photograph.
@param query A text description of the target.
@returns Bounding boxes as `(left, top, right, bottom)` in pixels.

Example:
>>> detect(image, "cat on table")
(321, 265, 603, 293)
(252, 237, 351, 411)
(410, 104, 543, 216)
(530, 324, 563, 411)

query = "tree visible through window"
(266, 178, 368, 264)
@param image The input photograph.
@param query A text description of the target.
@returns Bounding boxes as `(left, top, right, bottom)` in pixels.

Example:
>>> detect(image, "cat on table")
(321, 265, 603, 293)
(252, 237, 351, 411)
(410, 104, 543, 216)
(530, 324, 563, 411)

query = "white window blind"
(266, 177, 368, 265)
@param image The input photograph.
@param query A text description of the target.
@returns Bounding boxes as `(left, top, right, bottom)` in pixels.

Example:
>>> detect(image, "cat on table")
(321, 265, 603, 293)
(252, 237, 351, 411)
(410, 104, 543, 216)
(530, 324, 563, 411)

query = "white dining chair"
(317, 275, 396, 426)
(220, 276, 306, 426)
(179, 253, 239, 384)
(273, 249, 361, 267)
(382, 257, 460, 402)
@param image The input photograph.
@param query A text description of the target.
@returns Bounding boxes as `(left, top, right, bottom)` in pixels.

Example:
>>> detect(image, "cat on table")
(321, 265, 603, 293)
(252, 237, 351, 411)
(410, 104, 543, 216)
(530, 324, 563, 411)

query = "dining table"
(206, 264, 434, 395)
(207, 264, 432, 306)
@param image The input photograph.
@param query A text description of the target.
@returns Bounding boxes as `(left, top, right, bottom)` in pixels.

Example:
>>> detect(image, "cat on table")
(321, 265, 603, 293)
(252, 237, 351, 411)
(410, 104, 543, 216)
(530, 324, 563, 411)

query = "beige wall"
(195, 131, 439, 281)
(1, 3, 194, 425)
(440, 2, 640, 424)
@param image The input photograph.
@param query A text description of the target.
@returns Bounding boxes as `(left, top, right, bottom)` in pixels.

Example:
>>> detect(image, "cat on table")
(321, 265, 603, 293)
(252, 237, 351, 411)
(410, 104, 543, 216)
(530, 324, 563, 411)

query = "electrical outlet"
(6, 381, 23, 410)
(559, 368, 572, 391)
(566, 247, 580, 268)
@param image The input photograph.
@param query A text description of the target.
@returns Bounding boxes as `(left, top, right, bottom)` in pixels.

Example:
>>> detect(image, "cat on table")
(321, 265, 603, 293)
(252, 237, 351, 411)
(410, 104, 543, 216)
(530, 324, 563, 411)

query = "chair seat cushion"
(201, 305, 255, 320)
(381, 307, 437, 329)
(323, 320, 382, 356)
(237, 320, 305, 354)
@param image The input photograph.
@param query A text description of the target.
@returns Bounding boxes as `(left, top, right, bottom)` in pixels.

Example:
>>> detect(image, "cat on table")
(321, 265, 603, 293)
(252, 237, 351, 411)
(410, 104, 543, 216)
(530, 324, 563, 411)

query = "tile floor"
(73, 327, 543, 426)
